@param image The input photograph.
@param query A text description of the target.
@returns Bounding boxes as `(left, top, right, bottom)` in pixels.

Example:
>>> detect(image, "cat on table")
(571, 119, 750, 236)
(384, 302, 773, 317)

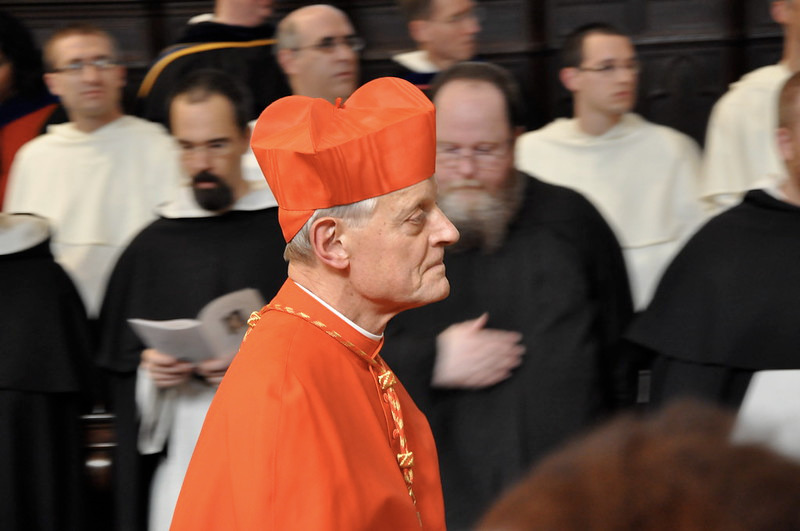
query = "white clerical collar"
(391, 50, 440, 74)
(293, 281, 383, 341)
(0, 213, 50, 255)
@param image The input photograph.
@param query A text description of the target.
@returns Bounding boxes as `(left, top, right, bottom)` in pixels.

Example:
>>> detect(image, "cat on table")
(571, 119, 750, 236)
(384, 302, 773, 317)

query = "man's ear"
(559, 67, 580, 92)
(408, 20, 429, 46)
(777, 127, 795, 163)
(277, 48, 296, 76)
(43, 72, 60, 96)
(772, 0, 789, 25)
(309, 217, 349, 270)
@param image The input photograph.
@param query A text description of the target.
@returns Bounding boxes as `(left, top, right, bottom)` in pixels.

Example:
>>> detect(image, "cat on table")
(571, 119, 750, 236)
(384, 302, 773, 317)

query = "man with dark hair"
(137, 0, 291, 125)
(5, 23, 181, 318)
(98, 69, 287, 531)
(626, 71, 800, 409)
(392, 0, 481, 90)
(516, 23, 706, 310)
(702, 0, 800, 207)
(380, 62, 634, 530)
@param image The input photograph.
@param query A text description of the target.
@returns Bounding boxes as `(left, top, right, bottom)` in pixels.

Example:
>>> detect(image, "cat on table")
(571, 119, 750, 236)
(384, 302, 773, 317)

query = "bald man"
(274, 4, 362, 104)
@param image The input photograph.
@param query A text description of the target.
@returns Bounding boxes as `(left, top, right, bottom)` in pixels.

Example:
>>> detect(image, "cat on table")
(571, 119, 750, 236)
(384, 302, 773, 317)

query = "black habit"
(382, 175, 634, 530)
(97, 207, 287, 531)
(0, 224, 93, 531)
(628, 190, 800, 408)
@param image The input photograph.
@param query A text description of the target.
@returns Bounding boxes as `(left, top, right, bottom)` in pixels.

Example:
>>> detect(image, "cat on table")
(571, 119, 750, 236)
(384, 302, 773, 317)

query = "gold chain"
(247, 307, 422, 525)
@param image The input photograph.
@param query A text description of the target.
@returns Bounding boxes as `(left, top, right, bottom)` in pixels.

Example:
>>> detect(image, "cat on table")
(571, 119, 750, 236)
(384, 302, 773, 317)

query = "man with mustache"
(380, 62, 634, 530)
(515, 23, 707, 311)
(97, 70, 287, 531)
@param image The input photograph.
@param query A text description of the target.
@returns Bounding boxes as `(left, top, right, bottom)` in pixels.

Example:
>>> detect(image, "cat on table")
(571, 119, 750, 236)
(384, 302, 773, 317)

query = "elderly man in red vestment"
(170, 77, 457, 530)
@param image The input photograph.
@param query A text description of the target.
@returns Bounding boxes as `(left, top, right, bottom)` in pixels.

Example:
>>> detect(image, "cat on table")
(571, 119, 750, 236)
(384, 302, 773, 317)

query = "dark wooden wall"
(0, 0, 784, 143)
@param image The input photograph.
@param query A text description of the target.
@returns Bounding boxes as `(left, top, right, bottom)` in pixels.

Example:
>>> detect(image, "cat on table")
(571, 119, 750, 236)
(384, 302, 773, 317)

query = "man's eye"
(317, 38, 336, 50)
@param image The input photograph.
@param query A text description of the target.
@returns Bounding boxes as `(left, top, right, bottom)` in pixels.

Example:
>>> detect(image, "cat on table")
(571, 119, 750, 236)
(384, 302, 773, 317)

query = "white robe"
(515, 113, 707, 309)
(5, 115, 181, 316)
(701, 64, 791, 207)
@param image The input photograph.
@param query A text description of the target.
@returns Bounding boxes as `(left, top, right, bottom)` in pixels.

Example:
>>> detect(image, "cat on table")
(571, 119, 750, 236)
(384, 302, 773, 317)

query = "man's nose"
(334, 41, 357, 61)
(433, 206, 460, 247)
(81, 64, 102, 83)
(184, 147, 212, 172)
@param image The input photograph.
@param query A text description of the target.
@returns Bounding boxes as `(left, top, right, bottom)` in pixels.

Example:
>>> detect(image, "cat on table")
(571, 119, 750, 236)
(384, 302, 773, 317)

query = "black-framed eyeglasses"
(52, 57, 118, 75)
(577, 61, 640, 76)
(292, 35, 365, 53)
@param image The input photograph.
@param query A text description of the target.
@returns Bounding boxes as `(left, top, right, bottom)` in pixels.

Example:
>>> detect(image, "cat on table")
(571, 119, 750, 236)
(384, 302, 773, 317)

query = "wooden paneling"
(1, 0, 784, 141)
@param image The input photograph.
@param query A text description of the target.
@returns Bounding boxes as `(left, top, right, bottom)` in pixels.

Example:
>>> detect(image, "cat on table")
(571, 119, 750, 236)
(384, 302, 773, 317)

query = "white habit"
(4, 115, 181, 316)
(516, 113, 707, 310)
(702, 64, 791, 208)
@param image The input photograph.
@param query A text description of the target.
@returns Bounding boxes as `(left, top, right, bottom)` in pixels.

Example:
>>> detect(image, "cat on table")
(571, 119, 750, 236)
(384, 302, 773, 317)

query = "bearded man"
(381, 62, 635, 530)
(97, 70, 287, 531)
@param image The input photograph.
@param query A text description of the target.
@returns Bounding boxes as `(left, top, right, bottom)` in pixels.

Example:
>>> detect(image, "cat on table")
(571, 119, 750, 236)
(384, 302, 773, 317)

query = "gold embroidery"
(266, 302, 421, 525)
(243, 311, 261, 341)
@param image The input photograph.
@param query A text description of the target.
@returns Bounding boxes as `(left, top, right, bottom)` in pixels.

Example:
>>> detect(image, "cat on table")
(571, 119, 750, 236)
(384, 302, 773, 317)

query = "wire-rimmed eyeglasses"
(51, 57, 118, 75)
(292, 35, 365, 53)
(436, 141, 512, 170)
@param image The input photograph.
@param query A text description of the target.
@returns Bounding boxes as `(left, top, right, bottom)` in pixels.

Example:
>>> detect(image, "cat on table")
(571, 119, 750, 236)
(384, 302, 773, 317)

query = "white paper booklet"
(128, 288, 265, 362)
(731, 369, 800, 462)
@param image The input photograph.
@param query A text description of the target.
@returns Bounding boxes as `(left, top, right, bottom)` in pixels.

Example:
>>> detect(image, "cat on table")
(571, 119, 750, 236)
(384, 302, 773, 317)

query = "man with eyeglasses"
(275, 4, 362, 104)
(515, 23, 707, 311)
(380, 62, 634, 530)
(98, 69, 286, 531)
(137, 0, 290, 125)
(4, 23, 181, 318)
(393, 0, 482, 90)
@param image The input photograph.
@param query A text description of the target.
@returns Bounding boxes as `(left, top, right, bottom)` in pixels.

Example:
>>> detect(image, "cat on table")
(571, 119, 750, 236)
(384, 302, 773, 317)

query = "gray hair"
(284, 196, 379, 263)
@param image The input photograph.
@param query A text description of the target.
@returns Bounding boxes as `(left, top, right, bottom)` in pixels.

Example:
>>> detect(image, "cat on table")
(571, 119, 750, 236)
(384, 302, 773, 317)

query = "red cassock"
(170, 280, 446, 530)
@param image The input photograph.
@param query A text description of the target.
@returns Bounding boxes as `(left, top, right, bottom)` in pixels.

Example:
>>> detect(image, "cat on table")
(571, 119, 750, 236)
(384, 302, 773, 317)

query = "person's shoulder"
(714, 64, 790, 110)
(631, 114, 701, 154)
(115, 115, 170, 136)
(518, 118, 572, 144)
(731, 64, 790, 91)
(174, 20, 276, 45)
(521, 173, 604, 221)
(13, 130, 56, 159)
